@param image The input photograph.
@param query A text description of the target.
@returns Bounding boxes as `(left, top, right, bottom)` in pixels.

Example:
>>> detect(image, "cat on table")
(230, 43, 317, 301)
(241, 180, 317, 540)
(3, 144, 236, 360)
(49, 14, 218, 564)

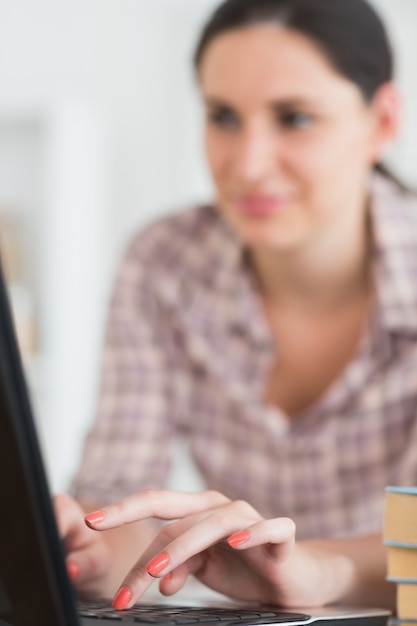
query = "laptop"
(0, 259, 392, 626)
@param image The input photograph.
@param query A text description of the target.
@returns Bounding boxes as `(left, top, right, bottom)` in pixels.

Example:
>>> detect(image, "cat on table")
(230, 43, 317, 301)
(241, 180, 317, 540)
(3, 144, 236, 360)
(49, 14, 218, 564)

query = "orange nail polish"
(112, 586, 132, 610)
(67, 561, 80, 580)
(227, 529, 250, 548)
(146, 551, 170, 577)
(85, 510, 106, 526)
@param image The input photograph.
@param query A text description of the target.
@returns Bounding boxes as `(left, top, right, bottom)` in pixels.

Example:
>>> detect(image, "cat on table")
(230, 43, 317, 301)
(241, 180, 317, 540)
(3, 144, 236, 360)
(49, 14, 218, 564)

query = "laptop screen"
(0, 261, 79, 626)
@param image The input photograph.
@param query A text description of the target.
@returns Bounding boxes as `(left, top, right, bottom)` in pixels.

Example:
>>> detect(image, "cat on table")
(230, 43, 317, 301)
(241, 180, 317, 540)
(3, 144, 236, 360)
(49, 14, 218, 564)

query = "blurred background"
(0, 0, 416, 493)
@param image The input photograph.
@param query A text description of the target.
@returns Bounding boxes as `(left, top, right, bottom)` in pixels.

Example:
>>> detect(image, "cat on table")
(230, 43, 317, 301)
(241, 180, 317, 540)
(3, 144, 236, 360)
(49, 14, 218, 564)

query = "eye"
(277, 111, 313, 130)
(207, 106, 240, 130)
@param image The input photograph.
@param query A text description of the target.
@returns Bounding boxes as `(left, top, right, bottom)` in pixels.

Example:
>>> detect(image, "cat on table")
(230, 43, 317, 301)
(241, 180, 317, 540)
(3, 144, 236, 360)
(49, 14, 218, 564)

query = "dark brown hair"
(194, 0, 407, 191)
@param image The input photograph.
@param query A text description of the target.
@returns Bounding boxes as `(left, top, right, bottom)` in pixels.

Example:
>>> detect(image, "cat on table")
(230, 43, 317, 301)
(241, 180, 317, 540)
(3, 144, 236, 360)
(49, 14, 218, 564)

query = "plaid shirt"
(71, 174, 417, 540)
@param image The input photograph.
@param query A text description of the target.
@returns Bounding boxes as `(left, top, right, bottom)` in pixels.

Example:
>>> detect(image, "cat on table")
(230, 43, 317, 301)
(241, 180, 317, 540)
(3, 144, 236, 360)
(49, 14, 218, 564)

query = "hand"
(84, 489, 339, 610)
(53, 493, 112, 599)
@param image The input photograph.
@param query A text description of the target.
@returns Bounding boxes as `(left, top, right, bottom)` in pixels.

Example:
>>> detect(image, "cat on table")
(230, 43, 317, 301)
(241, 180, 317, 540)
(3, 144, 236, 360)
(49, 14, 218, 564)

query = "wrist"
(297, 540, 356, 606)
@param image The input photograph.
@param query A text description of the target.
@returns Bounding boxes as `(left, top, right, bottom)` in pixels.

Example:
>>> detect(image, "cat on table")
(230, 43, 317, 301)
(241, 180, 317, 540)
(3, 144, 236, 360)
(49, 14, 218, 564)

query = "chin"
(224, 207, 306, 252)
(238, 225, 306, 253)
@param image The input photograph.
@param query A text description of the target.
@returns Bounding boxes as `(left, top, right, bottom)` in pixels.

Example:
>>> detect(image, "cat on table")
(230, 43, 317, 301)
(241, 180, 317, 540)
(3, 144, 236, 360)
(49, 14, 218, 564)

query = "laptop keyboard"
(79, 602, 311, 624)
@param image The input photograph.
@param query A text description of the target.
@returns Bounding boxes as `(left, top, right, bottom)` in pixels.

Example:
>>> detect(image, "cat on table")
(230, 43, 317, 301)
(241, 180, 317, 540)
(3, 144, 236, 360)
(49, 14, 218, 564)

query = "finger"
(66, 560, 80, 582)
(227, 517, 296, 560)
(110, 517, 209, 608)
(65, 539, 109, 586)
(112, 501, 261, 608)
(137, 500, 260, 578)
(54, 493, 95, 553)
(85, 489, 230, 530)
(112, 553, 205, 610)
(158, 563, 193, 596)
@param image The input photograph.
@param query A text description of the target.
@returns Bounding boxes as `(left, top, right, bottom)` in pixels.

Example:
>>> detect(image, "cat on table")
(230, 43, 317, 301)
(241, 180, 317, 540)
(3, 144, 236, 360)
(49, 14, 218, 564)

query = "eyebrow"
(203, 96, 324, 111)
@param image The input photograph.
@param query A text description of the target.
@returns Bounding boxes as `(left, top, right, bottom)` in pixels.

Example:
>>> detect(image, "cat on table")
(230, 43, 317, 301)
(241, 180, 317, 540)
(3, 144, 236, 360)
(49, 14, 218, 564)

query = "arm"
(298, 533, 395, 608)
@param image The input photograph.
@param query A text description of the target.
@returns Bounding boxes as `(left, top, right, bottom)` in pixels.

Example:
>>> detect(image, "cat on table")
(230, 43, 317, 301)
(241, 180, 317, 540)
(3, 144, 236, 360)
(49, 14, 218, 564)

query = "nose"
(232, 125, 277, 183)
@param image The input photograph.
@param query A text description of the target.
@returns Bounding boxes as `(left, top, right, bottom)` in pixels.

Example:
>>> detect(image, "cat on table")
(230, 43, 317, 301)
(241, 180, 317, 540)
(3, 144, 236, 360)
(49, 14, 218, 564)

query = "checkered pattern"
(71, 174, 417, 540)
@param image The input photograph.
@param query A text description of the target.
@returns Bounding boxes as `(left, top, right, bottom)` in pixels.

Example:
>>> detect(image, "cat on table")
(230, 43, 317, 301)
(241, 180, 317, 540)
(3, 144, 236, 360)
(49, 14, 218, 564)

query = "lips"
(236, 195, 289, 217)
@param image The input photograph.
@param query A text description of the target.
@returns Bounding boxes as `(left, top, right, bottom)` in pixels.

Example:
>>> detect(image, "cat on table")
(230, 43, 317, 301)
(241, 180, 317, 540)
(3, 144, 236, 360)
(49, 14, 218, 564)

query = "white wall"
(370, 0, 417, 184)
(0, 0, 416, 492)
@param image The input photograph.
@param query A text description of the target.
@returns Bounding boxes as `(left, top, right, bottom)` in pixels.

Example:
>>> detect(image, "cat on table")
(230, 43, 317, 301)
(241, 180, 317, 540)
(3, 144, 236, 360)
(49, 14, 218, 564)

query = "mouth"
(236, 194, 290, 217)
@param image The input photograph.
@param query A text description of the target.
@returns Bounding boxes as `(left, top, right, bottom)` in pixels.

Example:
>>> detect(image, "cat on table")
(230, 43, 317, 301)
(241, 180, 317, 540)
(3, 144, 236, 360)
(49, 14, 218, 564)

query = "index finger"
(84, 489, 230, 530)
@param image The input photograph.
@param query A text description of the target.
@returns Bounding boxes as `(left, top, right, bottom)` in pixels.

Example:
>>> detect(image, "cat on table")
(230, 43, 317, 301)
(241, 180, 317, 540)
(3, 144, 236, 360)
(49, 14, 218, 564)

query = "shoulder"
(126, 204, 223, 259)
(370, 174, 417, 328)
(117, 204, 239, 295)
(371, 173, 417, 248)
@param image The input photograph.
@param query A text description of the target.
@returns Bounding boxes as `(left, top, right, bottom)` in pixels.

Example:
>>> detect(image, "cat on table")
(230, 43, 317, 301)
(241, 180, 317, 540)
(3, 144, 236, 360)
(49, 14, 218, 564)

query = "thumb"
(53, 493, 96, 553)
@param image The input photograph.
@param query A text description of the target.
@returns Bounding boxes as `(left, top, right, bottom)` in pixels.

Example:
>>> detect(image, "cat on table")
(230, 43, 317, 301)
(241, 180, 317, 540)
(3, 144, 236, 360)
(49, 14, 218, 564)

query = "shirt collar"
(161, 176, 417, 350)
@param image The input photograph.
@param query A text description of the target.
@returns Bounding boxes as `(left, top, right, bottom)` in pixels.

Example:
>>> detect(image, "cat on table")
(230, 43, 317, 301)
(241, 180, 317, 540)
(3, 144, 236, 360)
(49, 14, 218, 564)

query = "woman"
(56, 0, 417, 612)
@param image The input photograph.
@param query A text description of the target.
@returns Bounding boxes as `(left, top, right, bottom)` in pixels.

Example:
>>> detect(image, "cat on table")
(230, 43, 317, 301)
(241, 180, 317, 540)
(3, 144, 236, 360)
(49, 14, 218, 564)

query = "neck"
(249, 204, 372, 312)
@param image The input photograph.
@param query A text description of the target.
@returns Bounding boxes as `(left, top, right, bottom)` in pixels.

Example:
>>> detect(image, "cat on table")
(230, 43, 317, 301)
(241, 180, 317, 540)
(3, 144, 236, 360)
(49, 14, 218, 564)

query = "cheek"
(279, 130, 371, 224)
(204, 130, 233, 187)
(288, 127, 371, 184)
(204, 131, 220, 178)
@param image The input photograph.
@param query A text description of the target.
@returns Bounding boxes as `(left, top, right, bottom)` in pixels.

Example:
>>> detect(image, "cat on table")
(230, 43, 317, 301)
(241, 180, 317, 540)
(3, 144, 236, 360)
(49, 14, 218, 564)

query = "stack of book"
(384, 486, 417, 624)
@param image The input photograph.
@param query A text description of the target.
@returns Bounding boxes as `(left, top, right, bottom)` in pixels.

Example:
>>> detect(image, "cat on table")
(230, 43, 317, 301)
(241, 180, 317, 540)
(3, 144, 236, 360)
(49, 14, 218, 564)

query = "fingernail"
(67, 561, 80, 580)
(227, 529, 250, 548)
(146, 551, 170, 577)
(85, 510, 106, 526)
(112, 586, 132, 610)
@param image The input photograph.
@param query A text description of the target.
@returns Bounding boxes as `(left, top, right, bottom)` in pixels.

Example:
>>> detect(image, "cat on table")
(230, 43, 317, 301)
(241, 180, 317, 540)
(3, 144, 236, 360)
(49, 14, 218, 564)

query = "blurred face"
(198, 25, 385, 251)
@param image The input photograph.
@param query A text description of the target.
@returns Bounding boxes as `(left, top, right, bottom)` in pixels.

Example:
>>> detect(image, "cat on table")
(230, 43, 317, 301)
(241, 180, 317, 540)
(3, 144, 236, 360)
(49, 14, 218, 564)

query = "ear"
(367, 82, 402, 164)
